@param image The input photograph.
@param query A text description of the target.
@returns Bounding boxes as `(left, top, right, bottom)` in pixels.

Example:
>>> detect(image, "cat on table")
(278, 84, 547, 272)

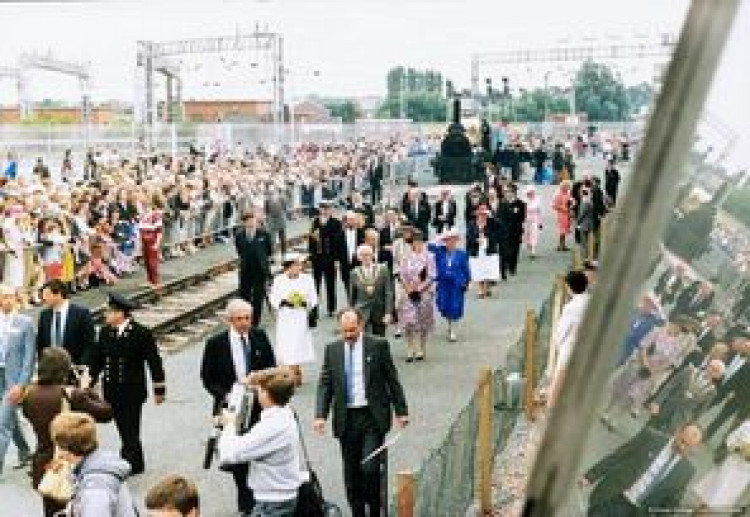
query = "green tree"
(324, 100, 361, 123)
(377, 92, 447, 122)
(626, 81, 655, 116)
(511, 88, 570, 122)
(573, 61, 629, 121)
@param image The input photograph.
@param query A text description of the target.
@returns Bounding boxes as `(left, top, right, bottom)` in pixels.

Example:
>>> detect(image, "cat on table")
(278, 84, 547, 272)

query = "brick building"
(182, 100, 273, 123)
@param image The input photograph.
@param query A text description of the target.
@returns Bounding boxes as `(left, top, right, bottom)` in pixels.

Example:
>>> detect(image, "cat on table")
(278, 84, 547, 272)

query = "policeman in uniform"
(89, 293, 166, 475)
(308, 200, 345, 317)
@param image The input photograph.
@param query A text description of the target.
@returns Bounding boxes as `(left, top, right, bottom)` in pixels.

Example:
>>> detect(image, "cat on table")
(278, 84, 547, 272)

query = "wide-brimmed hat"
(438, 228, 461, 241)
(282, 252, 307, 266)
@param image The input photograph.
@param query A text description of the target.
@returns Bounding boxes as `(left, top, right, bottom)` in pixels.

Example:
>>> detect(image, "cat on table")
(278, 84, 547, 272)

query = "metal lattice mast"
(471, 33, 677, 97)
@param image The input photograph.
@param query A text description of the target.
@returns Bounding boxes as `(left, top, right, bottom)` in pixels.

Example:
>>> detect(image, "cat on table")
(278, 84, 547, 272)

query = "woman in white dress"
(693, 418, 750, 511)
(466, 205, 500, 298)
(269, 252, 318, 385)
(3, 206, 27, 289)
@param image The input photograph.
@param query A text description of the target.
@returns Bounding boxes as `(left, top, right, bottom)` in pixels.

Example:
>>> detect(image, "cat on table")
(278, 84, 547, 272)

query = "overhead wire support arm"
(522, 1, 741, 515)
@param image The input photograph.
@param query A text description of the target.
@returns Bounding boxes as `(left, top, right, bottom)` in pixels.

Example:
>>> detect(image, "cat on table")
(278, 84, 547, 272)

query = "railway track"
(90, 234, 308, 353)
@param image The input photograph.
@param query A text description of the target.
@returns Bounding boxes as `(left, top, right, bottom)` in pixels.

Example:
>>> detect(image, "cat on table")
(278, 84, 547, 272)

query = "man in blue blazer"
(0, 284, 35, 477)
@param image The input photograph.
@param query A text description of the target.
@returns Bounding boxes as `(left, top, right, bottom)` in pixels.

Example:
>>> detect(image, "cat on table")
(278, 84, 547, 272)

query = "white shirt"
(218, 405, 302, 502)
(624, 440, 679, 506)
(346, 228, 357, 261)
(0, 312, 12, 366)
(116, 318, 131, 337)
(229, 328, 251, 380)
(725, 355, 746, 381)
(554, 293, 591, 373)
(51, 300, 70, 347)
(346, 334, 367, 408)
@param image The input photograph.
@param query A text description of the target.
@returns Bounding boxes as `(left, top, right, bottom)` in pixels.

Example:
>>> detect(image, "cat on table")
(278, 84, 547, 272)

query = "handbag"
(38, 389, 74, 503)
(292, 411, 327, 517)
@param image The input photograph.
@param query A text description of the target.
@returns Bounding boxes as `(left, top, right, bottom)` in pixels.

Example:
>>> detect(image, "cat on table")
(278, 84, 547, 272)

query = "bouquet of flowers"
(287, 291, 307, 309)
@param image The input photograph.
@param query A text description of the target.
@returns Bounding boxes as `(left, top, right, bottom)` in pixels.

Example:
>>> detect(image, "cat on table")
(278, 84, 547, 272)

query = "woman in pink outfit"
(524, 186, 543, 258)
(552, 180, 574, 251)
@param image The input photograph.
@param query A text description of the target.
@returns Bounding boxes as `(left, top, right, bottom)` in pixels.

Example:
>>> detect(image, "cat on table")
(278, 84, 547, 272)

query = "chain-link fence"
(394, 286, 557, 515)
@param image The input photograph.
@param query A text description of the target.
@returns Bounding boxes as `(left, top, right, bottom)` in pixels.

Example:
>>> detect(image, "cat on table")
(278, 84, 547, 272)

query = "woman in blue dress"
(429, 229, 471, 342)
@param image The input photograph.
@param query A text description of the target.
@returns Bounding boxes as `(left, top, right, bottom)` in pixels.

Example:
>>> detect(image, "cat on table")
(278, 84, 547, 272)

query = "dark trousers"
(588, 494, 642, 517)
(340, 408, 384, 517)
(239, 275, 266, 326)
(500, 243, 520, 279)
(341, 263, 354, 297)
(111, 401, 144, 474)
(271, 227, 287, 257)
(229, 463, 255, 513)
(366, 319, 386, 337)
(370, 183, 382, 205)
(313, 261, 338, 315)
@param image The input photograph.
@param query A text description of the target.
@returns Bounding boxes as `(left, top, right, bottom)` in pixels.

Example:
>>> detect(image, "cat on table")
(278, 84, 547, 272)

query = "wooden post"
(587, 230, 596, 262)
(477, 368, 493, 514)
(546, 275, 565, 379)
(600, 216, 610, 258)
(524, 308, 538, 421)
(572, 246, 583, 270)
(396, 470, 415, 517)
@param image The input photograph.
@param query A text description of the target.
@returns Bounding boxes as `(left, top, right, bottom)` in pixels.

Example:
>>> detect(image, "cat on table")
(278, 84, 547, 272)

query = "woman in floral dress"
(397, 230, 436, 362)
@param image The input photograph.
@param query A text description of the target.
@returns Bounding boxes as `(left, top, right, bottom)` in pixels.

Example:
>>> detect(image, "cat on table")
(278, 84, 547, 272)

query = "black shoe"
(415, 355, 425, 361)
(405, 357, 414, 363)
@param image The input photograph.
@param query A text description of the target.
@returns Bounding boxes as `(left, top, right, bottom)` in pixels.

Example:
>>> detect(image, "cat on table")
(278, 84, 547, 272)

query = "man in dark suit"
(670, 281, 714, 319)
(654, 264, 688, 305)
(89, 294, 166, 475)
(234, 212, 273, 326)
(368, 155, 384, 205)
(704, 335, 750, 444)
(401, 184, 431, 238)
(432, 188, 457, 235)
(314, 308, 409, 517)
(200, 298, 276, 515)
(308, 201, 345, 317)
(581, 425, 701, 516)
(340, 211, 366, 296)
(347, 191, 375, 228)
(496, 183, 526, 280)
(379, 209, 400, 251)
(37, 279, 95, 366)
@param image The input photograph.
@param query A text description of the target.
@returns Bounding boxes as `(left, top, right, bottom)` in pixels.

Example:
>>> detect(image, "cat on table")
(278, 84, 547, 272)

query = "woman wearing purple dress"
(397, 230, 436, 362)
(430, 229, 471, 342)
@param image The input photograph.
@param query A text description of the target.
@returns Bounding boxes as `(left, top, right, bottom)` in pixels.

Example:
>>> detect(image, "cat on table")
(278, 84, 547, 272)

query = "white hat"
(438, 228, 461, 241)
(282, 251, 306, 264)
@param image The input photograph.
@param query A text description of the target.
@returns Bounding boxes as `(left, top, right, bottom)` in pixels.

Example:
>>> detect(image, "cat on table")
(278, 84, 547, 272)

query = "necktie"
(241, 335, 252, 373)
(346, 343, 354, 405)
(54, 311, 62, 347)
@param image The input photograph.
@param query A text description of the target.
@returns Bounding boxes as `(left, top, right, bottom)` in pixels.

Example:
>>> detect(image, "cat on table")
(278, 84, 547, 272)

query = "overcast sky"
(0, 0, 748, 167)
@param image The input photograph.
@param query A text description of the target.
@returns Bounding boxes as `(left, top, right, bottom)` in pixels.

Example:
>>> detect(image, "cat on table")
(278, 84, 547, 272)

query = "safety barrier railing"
(393, 286, 557, 516)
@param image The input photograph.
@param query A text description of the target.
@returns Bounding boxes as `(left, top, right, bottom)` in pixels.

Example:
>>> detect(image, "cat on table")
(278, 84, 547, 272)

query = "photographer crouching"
(218, 367, 302, 517)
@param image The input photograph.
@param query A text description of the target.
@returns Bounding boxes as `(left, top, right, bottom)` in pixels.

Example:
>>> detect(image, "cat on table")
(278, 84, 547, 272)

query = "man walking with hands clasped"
(314, 308, 408, 517)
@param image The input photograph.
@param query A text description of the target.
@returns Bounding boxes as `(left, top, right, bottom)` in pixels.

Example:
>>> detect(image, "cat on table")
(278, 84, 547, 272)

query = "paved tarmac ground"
(0, 161, 607, 516)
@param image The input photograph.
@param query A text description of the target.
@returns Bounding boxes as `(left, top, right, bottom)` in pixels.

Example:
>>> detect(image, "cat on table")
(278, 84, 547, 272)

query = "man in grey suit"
(264, 186, 288, 258)
(0, 284, 35, 476)
(314, 308, 408, 517)
(349, 244, 393, 337)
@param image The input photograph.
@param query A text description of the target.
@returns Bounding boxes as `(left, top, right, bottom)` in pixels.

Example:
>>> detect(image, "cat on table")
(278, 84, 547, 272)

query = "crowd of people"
(0, 127, 654, 517)
(543, 230, 750, 513)
(0, 138, 408, 305)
